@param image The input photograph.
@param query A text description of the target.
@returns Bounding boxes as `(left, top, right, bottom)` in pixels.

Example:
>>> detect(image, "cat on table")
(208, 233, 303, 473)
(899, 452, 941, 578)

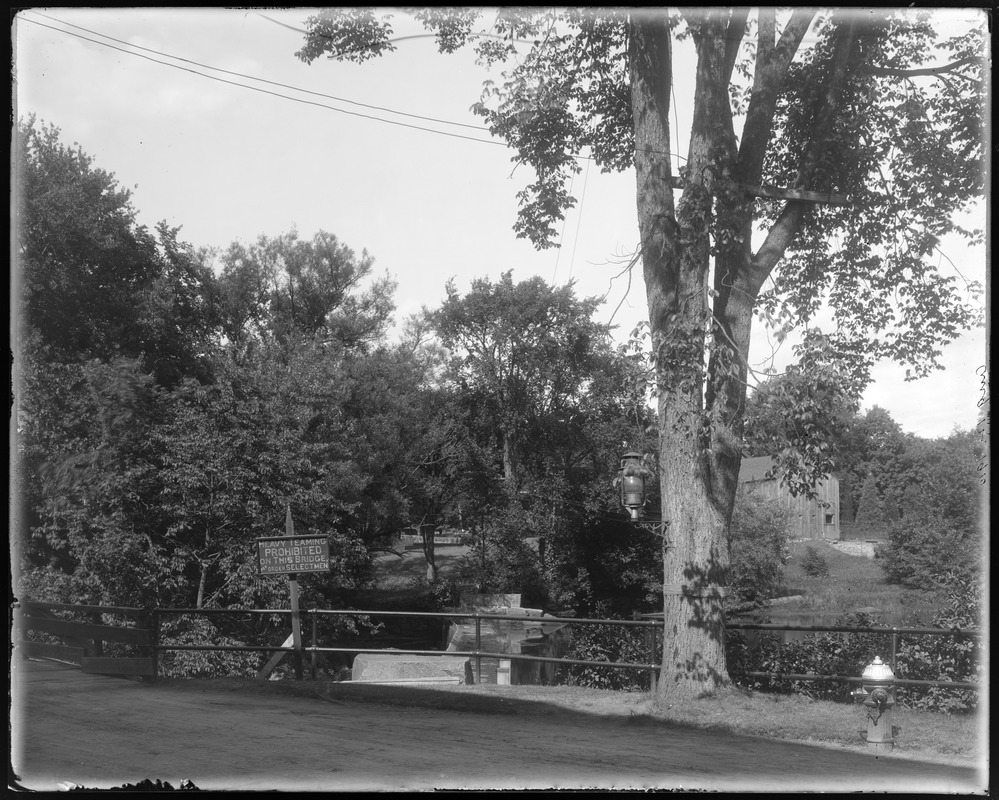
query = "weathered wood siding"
(738, 457, 841, 541)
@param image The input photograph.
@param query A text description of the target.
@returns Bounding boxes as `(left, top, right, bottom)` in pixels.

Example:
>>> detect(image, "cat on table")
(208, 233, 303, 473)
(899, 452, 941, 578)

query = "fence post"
(649, 623, 658, 695)
(475, 613, 482, 685)
(891, 627, 899, 670)
(146, 607, 160, 683)
(310, 611, 317, 680)
(90, 611, 104, 657)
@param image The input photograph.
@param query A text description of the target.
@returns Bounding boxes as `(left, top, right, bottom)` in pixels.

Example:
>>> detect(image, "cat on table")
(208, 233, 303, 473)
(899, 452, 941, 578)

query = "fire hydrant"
(852, 656, 896, 752)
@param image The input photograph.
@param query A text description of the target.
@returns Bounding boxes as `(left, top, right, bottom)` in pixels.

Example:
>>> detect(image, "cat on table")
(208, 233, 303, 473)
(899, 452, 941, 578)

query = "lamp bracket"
(632, 517, 669, 540)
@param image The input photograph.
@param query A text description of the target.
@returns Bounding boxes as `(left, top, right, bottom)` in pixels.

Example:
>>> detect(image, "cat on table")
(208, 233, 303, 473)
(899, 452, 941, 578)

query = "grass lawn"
(775, 539, 947, 623)
(371, 537, 948, 625)
(238, 677, 984, 767)
(644, 684, 983, 765)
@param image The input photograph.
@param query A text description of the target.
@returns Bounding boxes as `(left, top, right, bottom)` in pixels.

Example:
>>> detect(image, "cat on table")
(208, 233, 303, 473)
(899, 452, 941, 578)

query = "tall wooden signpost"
(255, 506, 331, 679)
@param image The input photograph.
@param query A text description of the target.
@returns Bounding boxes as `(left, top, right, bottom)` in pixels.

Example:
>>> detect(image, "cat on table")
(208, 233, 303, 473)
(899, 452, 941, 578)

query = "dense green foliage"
(555, 624, 653, 692)
(892, 579, 982, 713)
(849, 420, 983, 589)
(16, 117, 222, 387)
(14, 119, 415, 611)
(294, 8, 985, 699)
(554, 576, 982, 709)
(728, 578, 981, 713)
(727, 487, 793, 603)
(427, 271, 659, 611)
(14, 120, 661, 621)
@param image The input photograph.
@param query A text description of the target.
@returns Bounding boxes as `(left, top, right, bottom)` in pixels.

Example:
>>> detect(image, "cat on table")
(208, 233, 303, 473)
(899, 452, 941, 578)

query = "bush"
(879, 430, 983, 590)
(403, 577, 461, 611)
(733, 612, 891, 702)
(457, 507, 546, 604)
(727, 582, 982, 713)
(800, 545, 829, 577)
(728, 487, 793, 604)
(893, 578, 982, 713)
(881, 513, 978, 590)
(854, 474, 892, 536)
(158, 616, 260, 679)
(554, 623, 653, 692)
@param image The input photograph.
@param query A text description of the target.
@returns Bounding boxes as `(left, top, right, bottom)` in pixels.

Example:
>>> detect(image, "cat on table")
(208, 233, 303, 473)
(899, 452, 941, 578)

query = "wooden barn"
(738, 456, 840, 541)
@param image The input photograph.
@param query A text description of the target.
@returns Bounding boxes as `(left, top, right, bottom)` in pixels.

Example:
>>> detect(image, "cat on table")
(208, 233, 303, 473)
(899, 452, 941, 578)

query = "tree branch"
(737, 8, 815, 183)
(752, 15, 856, 283)
(753, 200, 810, 278)
(867, 56, 982, 78)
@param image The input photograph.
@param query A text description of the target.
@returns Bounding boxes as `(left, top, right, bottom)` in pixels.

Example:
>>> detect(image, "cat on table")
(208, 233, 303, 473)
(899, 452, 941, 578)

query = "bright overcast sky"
(12, 7, 989, 440)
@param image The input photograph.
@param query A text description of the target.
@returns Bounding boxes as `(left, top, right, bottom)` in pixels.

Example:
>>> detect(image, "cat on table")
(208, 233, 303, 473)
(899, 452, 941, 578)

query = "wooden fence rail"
(16, 601, 157, 680)
(14, 602, 981, 693)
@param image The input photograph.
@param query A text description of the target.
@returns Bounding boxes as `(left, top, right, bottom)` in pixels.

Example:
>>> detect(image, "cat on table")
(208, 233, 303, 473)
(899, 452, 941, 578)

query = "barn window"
(825, 513, 835, 525)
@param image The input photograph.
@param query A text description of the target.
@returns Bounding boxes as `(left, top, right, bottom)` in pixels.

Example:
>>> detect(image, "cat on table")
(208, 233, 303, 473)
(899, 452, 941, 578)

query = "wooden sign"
(255, 535, 331, 575)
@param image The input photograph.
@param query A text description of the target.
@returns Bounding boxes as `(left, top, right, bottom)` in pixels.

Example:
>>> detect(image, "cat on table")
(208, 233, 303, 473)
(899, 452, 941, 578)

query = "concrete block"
(351, 652, 473, 684)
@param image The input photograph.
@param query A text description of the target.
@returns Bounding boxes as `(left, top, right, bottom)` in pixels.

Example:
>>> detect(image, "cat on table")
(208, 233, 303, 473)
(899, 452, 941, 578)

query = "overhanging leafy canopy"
(297, 8, 985, 382)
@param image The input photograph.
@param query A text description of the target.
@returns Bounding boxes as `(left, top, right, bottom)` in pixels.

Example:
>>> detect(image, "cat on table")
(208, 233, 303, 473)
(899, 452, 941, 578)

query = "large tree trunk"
(630, 12, 731, 701)
(629, 9, 852, 701)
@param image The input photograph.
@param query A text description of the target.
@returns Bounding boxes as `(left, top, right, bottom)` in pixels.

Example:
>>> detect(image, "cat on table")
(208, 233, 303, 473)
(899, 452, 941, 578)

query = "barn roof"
(739, 456, 778, 483)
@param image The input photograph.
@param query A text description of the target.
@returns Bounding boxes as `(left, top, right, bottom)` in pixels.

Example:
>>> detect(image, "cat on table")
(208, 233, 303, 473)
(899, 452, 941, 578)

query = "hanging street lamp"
(616, 450, 668, 540)
(617, 451, 647, 521)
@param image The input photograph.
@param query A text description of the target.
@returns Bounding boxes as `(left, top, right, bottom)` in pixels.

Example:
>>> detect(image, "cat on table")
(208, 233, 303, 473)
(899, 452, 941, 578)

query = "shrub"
(881, 513, 978, 590)
(158, 616, 259, 679)
(800, 545, 829, 577)
(728, 487, 793, 604)
(554, 623, 653, 692)
(457, 508, 546, 603)
(727, 582, 982, 714)
(403, 577, 461, 611)
(893, 577, 982, 713)
(736, 612, 891, 701)
(879, 430, 983, 590)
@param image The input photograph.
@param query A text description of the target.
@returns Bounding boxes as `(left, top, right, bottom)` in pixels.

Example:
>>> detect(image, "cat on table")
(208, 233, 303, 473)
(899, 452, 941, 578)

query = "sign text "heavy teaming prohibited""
(256, 537, 331, 575)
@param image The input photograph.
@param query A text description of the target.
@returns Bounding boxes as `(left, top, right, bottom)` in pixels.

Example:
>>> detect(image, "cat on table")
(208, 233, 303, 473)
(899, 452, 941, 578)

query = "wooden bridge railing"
(15, 601, 158, 680)
(15, 602, 981, 694)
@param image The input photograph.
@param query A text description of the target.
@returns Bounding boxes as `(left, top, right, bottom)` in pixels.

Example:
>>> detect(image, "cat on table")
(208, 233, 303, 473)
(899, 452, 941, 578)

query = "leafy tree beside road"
(432, 271, 620, 486)
(429, 272, 658, 610)
(215, 229, 395, 352)
(16, 117, 222, 387)
(297, 8, 986, 700)
(14, 121, 412, 611)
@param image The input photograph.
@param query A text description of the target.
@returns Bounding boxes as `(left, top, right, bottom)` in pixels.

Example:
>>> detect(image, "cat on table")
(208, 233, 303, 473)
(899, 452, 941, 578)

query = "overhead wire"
(19, 10, 689, 167)
(30, 9, 484, 132)
(566, 156, 590, 282)
(551, 170, 575, 284)
(21, 7, 974, 179)
(21, 11, 496, 141)
(19, 9, 693, 299)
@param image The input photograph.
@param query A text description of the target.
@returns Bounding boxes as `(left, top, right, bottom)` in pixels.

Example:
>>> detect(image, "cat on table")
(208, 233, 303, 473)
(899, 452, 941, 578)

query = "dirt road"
(10, 660, 986, 792)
